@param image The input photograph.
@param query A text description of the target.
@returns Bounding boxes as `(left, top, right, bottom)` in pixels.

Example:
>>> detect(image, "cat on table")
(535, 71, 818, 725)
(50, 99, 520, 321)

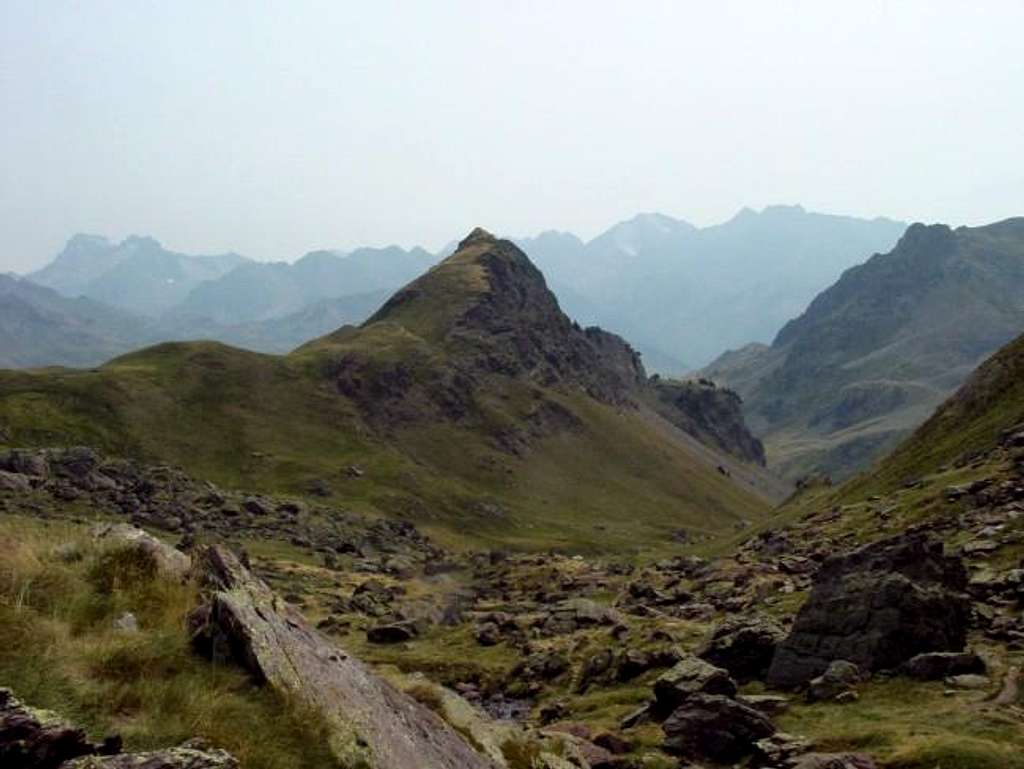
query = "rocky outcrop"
(188, 545, 496, 769)
(337, 230, 646, 432)
(648, 378, 767, 465)
(767, 533, 971, 687)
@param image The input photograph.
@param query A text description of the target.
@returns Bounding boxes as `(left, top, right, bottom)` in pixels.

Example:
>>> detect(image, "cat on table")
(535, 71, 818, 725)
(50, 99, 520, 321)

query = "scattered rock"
(791, 753, 878, 769)
(946, 674, 991, 690)
(61, 745, 239, 768)
(112, 612, 139, 633)
(737, 693, 790, 716)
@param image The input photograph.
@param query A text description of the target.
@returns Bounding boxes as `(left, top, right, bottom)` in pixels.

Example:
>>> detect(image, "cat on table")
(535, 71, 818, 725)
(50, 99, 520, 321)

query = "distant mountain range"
(702, 217, 1024, 481)
(521, 205, 906, 370)
(0, 274, 147, 368)
(9, 205, 905, 372)
(29, 234, 248, 316)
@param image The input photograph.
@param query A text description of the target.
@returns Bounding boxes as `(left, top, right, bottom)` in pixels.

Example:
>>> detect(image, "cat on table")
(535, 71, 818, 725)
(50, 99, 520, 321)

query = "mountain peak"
(457, 227, 497, 249)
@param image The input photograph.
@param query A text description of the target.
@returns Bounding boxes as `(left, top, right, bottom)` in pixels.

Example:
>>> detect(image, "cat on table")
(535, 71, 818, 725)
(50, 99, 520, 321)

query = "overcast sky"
(2, 1, 1022, 272)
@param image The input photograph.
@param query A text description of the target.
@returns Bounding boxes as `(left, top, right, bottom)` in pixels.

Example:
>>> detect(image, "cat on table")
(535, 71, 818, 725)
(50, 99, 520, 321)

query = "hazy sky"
(2, 1, 1022, 272)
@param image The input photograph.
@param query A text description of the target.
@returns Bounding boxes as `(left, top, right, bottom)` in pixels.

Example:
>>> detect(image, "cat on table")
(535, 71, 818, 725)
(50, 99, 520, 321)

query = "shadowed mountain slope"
(702, 217, 1024, 481)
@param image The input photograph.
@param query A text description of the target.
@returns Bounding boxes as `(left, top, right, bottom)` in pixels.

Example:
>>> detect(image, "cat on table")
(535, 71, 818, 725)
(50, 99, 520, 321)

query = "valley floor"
(3, 439, 1024, 768)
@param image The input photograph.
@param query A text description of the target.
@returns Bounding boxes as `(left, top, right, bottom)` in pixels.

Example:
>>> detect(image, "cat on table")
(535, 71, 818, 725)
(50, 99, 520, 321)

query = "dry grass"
(0, 515, 342, 769)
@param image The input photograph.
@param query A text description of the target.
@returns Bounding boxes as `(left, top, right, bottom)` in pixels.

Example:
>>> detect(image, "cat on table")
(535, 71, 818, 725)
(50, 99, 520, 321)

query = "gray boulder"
(768, 533, 970, 688)
(653, 654, 736, 714)
(807, 660, 861, 702)
(189, 545, 497, 769)
(662, 693, 775, 763)
(901, 651, 986, 680)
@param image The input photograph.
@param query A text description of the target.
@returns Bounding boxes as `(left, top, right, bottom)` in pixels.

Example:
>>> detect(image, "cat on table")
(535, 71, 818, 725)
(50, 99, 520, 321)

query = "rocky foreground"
(3, 442, 1024, 767)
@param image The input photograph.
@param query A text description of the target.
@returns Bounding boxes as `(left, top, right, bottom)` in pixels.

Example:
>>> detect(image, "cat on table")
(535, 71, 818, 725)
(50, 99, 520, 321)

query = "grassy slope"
(0, 339, 770, 554)
(0, 516, 341, 769)
(841, 332, 1024, 498)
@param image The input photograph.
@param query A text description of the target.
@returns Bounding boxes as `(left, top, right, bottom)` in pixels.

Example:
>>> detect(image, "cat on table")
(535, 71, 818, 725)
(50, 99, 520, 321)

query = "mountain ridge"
(702, 216, 1024, 481)
(0, 228, 783, 552)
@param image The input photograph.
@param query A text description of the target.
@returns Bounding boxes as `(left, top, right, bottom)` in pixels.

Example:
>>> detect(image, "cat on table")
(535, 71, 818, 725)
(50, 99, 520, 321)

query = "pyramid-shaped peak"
(458, 227, 498, 249)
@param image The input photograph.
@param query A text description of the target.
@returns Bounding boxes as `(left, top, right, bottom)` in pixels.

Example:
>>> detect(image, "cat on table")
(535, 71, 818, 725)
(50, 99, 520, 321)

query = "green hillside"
(0, 231, 777, 553)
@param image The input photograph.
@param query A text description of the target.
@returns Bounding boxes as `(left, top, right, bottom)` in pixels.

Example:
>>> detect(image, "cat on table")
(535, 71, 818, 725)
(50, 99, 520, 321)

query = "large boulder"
(653, 654, 736, 714)
(767, 533, 970, 688)
(661, 693, 775, 764)
(91, 523, 192, 582)
(697, 613, 786, 682)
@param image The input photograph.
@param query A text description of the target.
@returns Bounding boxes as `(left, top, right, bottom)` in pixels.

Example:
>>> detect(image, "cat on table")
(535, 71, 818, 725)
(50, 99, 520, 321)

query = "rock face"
(700, 217, 1024, 481)
(188, 545, 496, 769)
(648, 378, 767, 466)
(697, 613, 785, 682)
(767, 533, 971, 687)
